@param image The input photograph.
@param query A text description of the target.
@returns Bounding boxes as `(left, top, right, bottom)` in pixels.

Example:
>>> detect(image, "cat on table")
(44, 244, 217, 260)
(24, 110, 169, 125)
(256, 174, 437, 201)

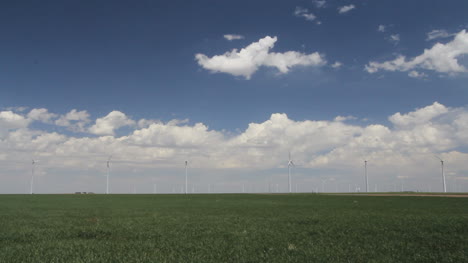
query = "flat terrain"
(0, 194, 467, 262)
(328, 193, 468, 198)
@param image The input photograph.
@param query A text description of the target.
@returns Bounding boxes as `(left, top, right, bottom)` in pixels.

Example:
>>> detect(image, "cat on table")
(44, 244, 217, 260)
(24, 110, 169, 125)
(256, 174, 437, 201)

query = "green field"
(0, 194, 467, 262)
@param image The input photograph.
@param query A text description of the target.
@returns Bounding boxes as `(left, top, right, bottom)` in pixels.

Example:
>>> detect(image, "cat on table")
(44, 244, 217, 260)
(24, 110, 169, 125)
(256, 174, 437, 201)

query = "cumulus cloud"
(365, 30, 468, 75)
(126, 122, 224, 148)
(224, 34, 244, 41)
(0, 111, 31, 136)
(27, 108, 57, 123)
(2, 103, 468, 193)
(137, 118, 161, 129)
(89, 111, 136, 136)
(294, 7, 316, 21)
(338, 5, 355, 14)
(55, 109, 90, 132)
(195, 36, 326, 79)
(426, 29, 455, 41)
(389, 102, 448, 127)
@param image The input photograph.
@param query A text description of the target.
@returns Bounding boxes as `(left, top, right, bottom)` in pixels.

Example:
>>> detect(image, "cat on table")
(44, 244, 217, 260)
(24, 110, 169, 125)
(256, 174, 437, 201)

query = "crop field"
(0, 194, 467, 262)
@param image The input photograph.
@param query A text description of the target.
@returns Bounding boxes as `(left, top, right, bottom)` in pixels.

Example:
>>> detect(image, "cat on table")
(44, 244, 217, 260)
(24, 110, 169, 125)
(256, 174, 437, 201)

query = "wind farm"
(14, 151, 466, 195)
(2, 0, 468, 261)
(2, 138, 467, 263)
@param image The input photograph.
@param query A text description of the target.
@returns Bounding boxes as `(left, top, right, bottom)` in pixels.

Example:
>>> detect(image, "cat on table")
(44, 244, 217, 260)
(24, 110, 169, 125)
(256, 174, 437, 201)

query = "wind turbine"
(106, 155, 112, 194)
(435, 156, 446, 193)
(185, 161, 188, 194)
(30, 159, 37, 194)
(364, 160, 369, 193)
(288, 152, 295, 193)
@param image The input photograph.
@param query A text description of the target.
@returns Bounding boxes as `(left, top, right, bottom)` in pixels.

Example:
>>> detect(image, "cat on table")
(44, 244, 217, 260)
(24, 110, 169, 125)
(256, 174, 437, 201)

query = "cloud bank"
(1, 102, 468, 193)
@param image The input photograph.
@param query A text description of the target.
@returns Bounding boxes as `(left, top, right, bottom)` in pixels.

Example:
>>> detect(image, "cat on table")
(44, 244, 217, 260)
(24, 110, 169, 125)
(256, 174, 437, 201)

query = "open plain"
(0, 194, 467, 262)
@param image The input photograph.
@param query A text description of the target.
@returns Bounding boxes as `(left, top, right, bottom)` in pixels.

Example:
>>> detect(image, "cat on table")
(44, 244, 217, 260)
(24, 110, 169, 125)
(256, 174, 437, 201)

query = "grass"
(0, 194, 467, 262)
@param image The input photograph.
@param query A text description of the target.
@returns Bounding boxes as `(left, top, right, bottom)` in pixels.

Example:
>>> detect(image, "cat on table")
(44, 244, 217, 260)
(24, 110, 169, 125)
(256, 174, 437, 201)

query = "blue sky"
(2, 0, 467, 129)
(1, 0, 468, 193)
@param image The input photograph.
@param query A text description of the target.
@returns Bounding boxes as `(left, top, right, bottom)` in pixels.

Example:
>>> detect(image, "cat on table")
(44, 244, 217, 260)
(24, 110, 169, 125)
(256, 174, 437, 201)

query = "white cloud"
(365, 30, 468, 75)
(27, 108, 57, 123)
(334, 115, 356, 122)
(32, 132, 67, 152)
(313, 0, 326, 8)
(126, 122, 224, 148)
(331, 61, 343, 68)
(2, 103, 468, 193)
(55, 109, 90, 132)
(195, 36, 326, 79)
(389, 34, 400, 44)
(389, 102, 448, 127)
(338, 5, 355, 14)
(89, 111, 136, 136)
(0, 111, 31, 136)
(408, 70, 427, 79)
(426, 29, 455, 41)
(137, 118, 161, 129)
(378, 25, 386, 32)
(4, 106, 28, 112)
(294, 7, 316, 21)
(224, 34, 244, 41)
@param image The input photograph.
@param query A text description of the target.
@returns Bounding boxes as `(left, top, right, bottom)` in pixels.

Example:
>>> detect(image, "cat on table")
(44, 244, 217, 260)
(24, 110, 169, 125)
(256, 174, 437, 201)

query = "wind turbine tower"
(364, 160, 368, 193)
(30, 159, 36, 194)
(435, 156, 446, 193)
(106, 155, 112, 194)
(288, 152, 295, 193)
(185, 161, 188, 194)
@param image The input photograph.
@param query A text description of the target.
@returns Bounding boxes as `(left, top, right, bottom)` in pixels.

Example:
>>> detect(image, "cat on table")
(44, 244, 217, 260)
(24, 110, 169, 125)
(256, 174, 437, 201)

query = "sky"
(1, 0, 468, 194)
